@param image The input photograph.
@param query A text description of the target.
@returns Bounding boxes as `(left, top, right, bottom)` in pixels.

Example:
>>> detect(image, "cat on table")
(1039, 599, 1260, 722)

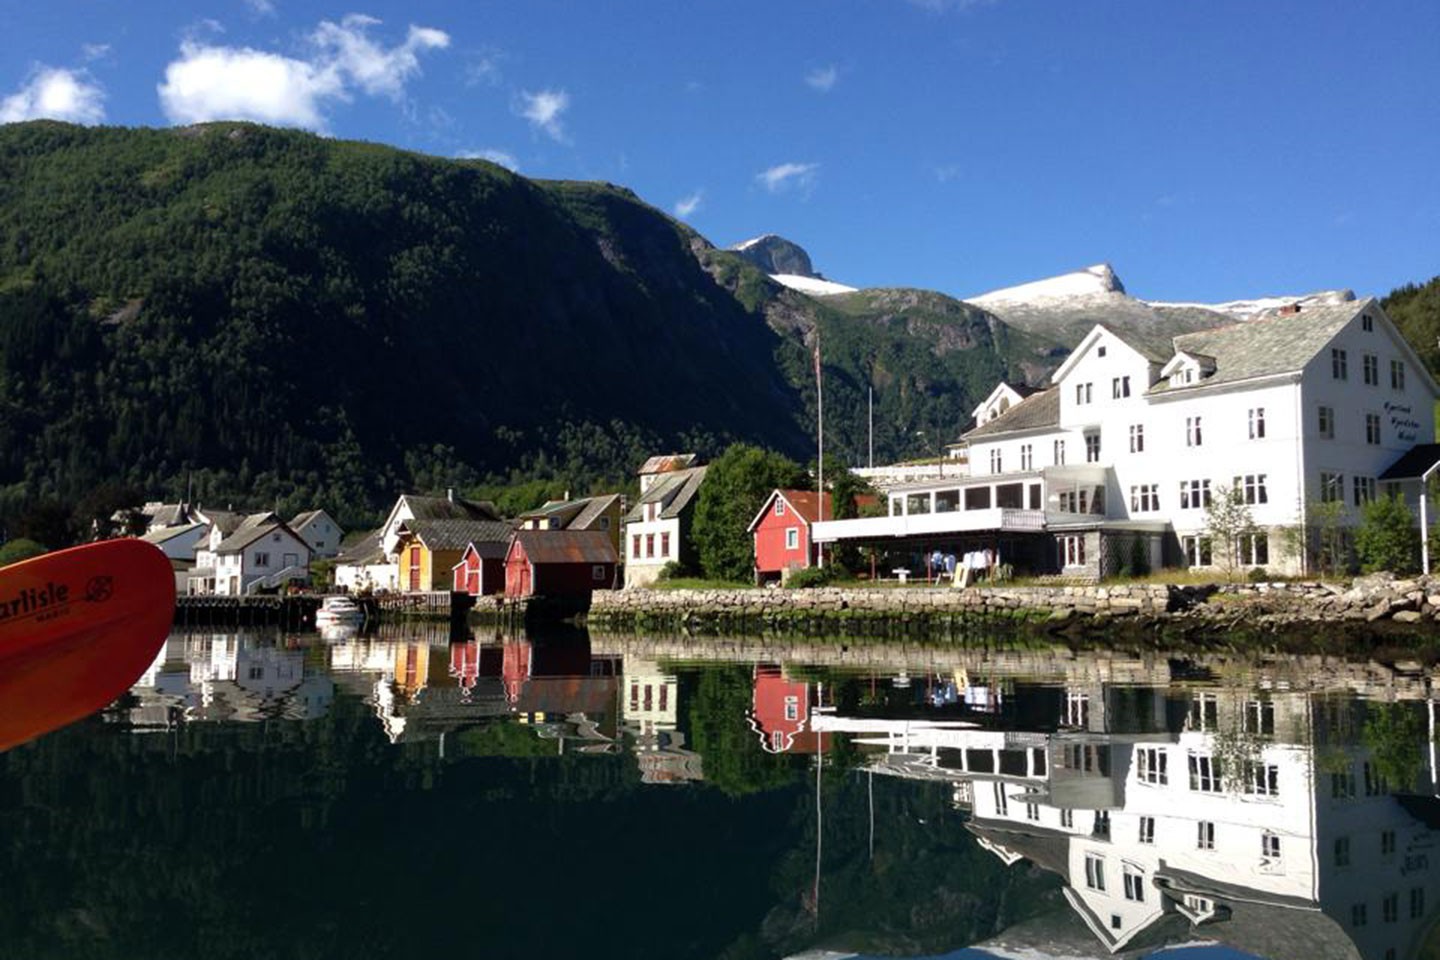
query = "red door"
(408, 546, 422, 591)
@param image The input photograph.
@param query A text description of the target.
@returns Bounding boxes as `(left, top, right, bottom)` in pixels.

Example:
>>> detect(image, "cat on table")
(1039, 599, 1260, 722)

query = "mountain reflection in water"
(3, 625, 1439, 960)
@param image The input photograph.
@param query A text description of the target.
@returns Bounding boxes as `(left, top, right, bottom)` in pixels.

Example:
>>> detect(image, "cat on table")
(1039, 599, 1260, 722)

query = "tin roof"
(510, 529, 618, 565)
(624, 466, 708, 522)
(962, 387, 1061, 442)
(399, 519, 514, 552)
(637, 453, 697, 476)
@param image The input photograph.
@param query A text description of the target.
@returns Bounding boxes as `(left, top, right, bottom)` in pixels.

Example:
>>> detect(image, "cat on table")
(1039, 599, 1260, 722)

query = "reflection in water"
(10, 626, 1440, 959)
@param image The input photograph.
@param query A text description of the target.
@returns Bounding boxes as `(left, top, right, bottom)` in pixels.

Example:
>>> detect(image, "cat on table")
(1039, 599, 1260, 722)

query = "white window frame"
(1129, 423, 1144, 453)
(785, 527, 799, 550)
(1249, 407, 1265, 439)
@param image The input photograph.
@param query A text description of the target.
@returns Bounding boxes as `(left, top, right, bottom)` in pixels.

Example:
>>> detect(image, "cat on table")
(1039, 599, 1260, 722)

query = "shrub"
(655, 560, 687, 582)
(1355, 495, 1419, 574)
(0, 538, 47, 566)
(784, 565, 844, 589)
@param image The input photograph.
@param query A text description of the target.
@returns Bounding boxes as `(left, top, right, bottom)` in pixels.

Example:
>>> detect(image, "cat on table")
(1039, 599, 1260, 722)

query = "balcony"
(812, 507, 1046, 544)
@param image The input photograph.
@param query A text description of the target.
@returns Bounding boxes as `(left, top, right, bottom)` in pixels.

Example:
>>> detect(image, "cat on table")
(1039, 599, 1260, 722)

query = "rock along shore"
(586, 574, 1440, 641)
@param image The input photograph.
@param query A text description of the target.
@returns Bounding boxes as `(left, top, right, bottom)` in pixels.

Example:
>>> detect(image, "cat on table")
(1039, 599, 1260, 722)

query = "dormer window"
(775, 499, 785, 516)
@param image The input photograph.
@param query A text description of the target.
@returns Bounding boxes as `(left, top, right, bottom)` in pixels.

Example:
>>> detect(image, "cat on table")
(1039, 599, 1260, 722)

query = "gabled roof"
(637, 453, 697, 476)
(215, 518, 304, 554)
(290, 509, 340, 531)
(624, 466, 708, 521)
(962, 386, 1061, 442)
(397, 518, 514, 552)
(1050, 324, 1172, 386)
(336, 529, 386, 565)
(747, 489, 832, 533)
(140, 522, 205, 545)
(518, 493, 621, 530)
(971, 381, 1039, 419)
(510, 529, 618, 565)
(456, 539, 510, 564)
(569, 493, 622, 529)
(1152, 299, 1375, 394)
(397, 494, 500, 523)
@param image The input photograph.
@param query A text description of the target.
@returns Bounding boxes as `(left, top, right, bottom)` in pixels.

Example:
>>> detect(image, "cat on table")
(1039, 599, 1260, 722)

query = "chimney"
(1278, 303, 1302, 315)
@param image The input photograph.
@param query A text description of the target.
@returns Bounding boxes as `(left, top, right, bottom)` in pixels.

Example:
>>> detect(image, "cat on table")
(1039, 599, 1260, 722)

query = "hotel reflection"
(818, 684, 1440, 959)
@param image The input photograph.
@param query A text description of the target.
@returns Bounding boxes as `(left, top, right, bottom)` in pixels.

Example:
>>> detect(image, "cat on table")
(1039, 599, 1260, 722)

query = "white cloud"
(157, 14, 449, 129)
(756, 162, 819, 195)
(517, 88, 568, 141)
(81, 43, 111, 63)
(673, 190, 703, 218)
(1, 66, 105, 125)
(804, 65, 838, 92)
(311, 14, 449, 101)
(243, 0, 277, 16)
(459, 148, 519, 172)
(464, 49, 503, 87)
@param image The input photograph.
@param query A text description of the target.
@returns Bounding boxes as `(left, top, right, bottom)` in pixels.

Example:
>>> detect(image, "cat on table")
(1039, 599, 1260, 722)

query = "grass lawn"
(651, 577, 757, 591)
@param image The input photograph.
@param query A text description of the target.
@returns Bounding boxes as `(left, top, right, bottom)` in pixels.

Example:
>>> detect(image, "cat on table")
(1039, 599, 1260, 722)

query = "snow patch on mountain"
(1150, 289, 1355, 320)
(969, 264, 1125, 304)
(771, 273, 857, 296)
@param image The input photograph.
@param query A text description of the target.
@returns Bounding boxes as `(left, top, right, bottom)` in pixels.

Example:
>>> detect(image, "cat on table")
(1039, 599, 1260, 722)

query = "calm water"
(3, 624, 1439, 960)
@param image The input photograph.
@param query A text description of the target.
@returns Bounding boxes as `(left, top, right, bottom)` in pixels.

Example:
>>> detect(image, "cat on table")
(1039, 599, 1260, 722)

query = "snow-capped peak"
(1149, 289, 1355, 320)
(968, 264, 1125, 305)
(733, 234, 777, 252)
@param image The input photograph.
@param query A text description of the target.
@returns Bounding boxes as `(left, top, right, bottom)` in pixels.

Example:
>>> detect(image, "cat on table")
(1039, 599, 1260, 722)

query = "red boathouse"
(504, 530, 619, 600)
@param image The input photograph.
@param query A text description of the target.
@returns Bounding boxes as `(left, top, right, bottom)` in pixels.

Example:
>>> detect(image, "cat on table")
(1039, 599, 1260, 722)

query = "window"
(1382, 830, 1396, 855)
(661, 531, 671, 557)
(1333, 348, 1349, 380)
(1085, 433, 1101, 463)
(1235, 474, 1269, 505)
(1246, 762, 1280, 796)
(1332, 769, 1356, 799)
(1138, 816, 1155, 845)
(645, 533, 655, 558)
(784, 695, 799, 721)
(1412, 887, 1424, 919)
(1097, 345, 1107, 357)
(1384, 893, 1399, 923)
(1054, 439, 1067, 466)
(1129, 423, 1144, 453)
(1058, 489, 1091, 513)
(1061, 535, 1087, 567)
(1189, 753, 1222, 792)
(1336, 836, 1351, 866)
(1392, 359, 1407, 391)
(1197, 821, 1216, 850)
(1239, 533, 1270, 566)
(1060, 809, 1074, 828)
(1183, 535, 1213, 566)
(1020, 444, 1033, 471)
(993, 782, 1008, 817)
(1320, 471, 1345, 504)
(1245, 698, 1276, 735)
(1364, 353, 1379, 385)
(1180, 479, 1211, 509)
(592, 564, 607, 581)
(1249, 407, 1266, 439)
(1365, 762, 1389, 796)
(1130, 484, 1160, 513)
(1075, 382, 1093, 404)
(1085, 854, 1106, 891)
(1186, 416, 1203, 447)
(254, 551, 270, 566)
(1137, 747, 1168, 784)
(1262, 833, 1281, 859)
(1112, 375, 1131, 399)
(990, 448, 1003, 472)
(1354, 476, 1376, 506)
(632, 534, 641, 559)
(1366, 413, 1382, 445)
(785, 528, 798, 550)
(1353, 903, 1368, 928)
(775, 499, 786, 516)
(1363, 313, 1374, 332)
(1124, 867, 1145, 902)
(1319, 405, 1335, 439)
(1025, 802, 1040, 822)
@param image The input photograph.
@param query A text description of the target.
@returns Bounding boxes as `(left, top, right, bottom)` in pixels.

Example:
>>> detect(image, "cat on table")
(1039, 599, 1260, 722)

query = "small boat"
(315, 595, 365, 627)
(0, 539, 175, 751)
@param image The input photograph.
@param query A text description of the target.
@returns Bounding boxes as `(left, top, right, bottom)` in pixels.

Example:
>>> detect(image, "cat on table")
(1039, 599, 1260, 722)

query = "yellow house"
(393, 518, 515, 592)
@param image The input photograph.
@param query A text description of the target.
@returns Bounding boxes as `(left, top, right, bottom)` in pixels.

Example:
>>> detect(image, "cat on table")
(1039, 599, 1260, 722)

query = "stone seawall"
(586, 574, 1440, 637)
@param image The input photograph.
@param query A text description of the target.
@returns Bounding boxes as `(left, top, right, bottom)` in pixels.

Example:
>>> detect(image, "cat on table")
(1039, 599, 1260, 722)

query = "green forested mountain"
(1384, 275, 1440, 374)
(0, 121, 1039, 531)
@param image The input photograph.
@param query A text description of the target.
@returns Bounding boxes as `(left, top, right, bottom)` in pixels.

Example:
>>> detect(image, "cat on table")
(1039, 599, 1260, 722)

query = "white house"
(139, 521, 207, 562)
(814, 299, 1439, 576)
(289, 509, 345, 559)
(622, 455, 707, 587)
(212, 518, 311, 596)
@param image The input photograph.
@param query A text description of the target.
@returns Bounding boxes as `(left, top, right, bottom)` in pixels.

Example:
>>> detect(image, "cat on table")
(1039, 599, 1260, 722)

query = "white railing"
(812, 508, 1047, 543)
(245, 565, 310, 594)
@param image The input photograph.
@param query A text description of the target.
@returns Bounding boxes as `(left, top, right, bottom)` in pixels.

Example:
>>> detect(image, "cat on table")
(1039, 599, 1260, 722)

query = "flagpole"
(815, 331, 824, 568)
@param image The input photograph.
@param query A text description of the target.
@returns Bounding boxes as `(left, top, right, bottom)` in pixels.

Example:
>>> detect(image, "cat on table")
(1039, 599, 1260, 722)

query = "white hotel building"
(814, 299, 1439, 577)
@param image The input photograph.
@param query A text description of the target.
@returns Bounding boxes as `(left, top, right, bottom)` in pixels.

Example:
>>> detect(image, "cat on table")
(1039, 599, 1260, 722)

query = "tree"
(0, 539, 47, 566)
(693, 444, 807, 582)
(1204, 482, 1257, 580)
(1355, 494, 1419, 574)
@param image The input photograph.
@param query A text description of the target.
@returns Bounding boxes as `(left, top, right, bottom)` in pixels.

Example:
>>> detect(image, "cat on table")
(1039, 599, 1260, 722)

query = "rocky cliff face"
(731, 234, 818, 278)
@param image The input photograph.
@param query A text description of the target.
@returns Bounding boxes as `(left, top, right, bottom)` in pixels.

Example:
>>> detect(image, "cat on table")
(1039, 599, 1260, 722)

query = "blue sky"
(2, 0, 1436, 303)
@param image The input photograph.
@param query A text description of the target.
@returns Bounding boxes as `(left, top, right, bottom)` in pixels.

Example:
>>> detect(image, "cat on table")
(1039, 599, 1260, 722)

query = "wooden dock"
(174, 591, 472, 630)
